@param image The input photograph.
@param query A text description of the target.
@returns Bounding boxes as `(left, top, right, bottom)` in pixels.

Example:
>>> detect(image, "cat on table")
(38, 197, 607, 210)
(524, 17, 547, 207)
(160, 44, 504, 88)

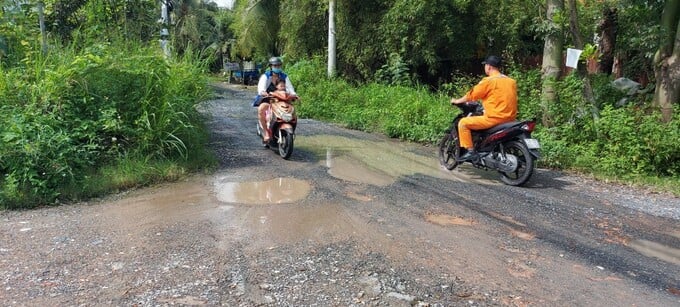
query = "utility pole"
(327, 0, 336, 78)
(38, 1, 47, 55)
(160, 0, 171, 58)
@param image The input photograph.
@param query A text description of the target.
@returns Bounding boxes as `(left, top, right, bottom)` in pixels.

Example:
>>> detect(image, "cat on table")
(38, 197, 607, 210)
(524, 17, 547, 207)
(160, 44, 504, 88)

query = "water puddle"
(298, 135, 453, 186)
(98, 178, 216, 232)
(667, 230, 680, 240)
(214, 177, 311, 204)
(425, 213, 476, 226)
(629, 239, 680, 265)
(326, 154, 394, 186)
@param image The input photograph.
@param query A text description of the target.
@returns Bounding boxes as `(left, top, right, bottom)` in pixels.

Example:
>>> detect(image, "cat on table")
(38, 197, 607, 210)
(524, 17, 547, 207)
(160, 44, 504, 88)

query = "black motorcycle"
(438, 102, 541, 186)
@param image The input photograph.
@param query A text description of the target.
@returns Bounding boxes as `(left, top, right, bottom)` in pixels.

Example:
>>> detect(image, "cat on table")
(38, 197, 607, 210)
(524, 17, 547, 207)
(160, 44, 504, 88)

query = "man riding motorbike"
(253, 57, 298, 144)
(449, 55, 518, 162)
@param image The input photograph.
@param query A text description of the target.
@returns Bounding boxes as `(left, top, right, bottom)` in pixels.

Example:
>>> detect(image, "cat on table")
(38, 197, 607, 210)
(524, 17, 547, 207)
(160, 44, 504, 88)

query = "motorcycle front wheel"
(438, 131, 460, 170)
(278, 129, 294, 159)
(499, 140, 534, 186)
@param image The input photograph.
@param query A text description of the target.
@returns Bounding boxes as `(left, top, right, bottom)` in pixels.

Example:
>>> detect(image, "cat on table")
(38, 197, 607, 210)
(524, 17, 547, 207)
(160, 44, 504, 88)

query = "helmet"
(268, 57, 283, 65)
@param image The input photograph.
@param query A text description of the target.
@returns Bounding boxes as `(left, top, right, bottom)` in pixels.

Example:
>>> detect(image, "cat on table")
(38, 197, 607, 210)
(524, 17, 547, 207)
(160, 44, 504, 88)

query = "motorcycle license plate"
(524, 138, 540, 149)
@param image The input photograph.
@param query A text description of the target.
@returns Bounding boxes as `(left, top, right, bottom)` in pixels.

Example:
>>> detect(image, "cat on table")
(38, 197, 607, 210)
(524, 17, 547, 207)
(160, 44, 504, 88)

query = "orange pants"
(457, 116, 508, 149)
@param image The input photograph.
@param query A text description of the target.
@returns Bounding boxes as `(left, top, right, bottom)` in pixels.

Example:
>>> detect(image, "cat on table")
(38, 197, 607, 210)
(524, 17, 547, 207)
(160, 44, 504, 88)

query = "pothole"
(214, 177, 312, 204)
(629, 239, 680, 265)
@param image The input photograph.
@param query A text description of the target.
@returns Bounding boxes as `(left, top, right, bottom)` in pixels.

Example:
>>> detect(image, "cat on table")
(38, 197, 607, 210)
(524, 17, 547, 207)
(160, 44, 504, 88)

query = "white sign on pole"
(566, 48, 583, 68)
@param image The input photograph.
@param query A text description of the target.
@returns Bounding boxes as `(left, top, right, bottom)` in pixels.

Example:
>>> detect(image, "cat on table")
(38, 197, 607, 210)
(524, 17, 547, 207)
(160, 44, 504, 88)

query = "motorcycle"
(256, 91, 298, 159)
(438, 102, 541, 186)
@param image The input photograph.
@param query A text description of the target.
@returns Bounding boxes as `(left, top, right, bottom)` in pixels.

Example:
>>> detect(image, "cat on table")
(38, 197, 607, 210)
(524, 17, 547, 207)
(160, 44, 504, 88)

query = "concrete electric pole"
(327, 0, 336, 78)
(38, 1, 47, 55)
(160, 0, 171, 58)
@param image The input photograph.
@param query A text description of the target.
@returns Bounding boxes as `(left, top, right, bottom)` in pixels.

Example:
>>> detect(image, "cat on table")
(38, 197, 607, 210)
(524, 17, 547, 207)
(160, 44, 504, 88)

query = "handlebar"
(453, 101, 483, 115)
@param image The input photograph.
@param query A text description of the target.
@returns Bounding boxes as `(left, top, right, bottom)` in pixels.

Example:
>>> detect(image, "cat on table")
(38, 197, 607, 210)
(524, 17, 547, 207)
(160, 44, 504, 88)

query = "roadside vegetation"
(288, 57, 680, 195)
(0, 41, 216, 208)
(0, 1, 232, 208)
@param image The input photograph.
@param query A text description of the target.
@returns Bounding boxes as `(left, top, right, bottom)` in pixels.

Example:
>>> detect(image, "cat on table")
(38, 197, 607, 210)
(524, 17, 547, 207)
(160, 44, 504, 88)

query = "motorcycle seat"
(479, 121, 522, 135)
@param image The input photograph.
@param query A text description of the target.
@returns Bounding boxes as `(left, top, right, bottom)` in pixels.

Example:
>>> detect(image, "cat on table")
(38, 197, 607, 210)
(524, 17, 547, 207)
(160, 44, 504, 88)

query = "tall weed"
(0, 42, 212, 208)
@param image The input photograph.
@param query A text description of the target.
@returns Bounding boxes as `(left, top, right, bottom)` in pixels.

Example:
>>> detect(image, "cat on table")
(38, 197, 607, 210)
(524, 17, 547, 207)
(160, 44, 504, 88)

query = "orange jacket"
(464, 71, 518, 121)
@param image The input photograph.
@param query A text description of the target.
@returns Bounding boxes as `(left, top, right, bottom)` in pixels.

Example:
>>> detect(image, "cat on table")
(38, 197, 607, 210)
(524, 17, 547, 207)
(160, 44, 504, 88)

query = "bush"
(589, 105, 680, 178)
(289, 58, 454, 144)
(0, 43, 212, 208)
(532, 75, 680, 181)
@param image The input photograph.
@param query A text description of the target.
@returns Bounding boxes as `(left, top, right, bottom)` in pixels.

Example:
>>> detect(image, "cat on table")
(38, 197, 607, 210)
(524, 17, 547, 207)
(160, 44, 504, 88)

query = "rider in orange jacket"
(450, 55, 518, 161)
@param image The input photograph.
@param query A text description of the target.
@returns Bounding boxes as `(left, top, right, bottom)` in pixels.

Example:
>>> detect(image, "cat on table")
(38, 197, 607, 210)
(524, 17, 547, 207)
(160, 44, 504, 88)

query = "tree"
(278, 0, 327, 62)
(41, 0, 159, 45)
(597, 6, 617, 74)
(379, 0, 474, 85)
(475, 0, 544, 60)
(653, 0, 680, 122)
(172, 0, 221, 57)
(567, 0, 598, 122)
(333, 0, 390, 81)
(0, 0, 65, 65)
(540, 0, 564, 127)
(230, 0, 280, 60)
(46, 0, 88, 42)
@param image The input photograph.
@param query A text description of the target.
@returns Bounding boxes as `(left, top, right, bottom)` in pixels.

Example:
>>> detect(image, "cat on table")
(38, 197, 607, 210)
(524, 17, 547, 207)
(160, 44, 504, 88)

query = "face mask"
(271, 68, 282, 74)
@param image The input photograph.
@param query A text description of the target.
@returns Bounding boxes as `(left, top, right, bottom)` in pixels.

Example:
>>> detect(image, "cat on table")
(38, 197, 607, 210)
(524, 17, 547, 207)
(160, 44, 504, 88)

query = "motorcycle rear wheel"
(438, 131, 460, 170)
(278, 130, 294, 159)
(499, 140, 534, 186)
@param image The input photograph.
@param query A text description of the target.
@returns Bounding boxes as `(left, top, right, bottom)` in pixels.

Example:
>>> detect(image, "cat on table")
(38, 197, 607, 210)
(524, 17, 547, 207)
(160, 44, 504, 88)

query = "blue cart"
(226, 61, 261, 85)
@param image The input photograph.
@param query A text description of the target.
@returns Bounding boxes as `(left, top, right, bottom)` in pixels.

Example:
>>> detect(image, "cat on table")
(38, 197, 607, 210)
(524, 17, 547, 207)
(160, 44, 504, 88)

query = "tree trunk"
(540, 0, 564, 127)
(653, 0, 680, 122)
(597, 7, 617, 74)
(568, 0, 598, 122)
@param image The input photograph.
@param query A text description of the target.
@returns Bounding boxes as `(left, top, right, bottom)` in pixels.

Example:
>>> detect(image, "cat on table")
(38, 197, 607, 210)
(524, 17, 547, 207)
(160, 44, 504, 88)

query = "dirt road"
(1, 83, 679, 306)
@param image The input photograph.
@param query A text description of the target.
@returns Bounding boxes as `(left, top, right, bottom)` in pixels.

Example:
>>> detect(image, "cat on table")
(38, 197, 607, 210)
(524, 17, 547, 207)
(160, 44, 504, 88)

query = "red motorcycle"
(256, 92, 298, 159)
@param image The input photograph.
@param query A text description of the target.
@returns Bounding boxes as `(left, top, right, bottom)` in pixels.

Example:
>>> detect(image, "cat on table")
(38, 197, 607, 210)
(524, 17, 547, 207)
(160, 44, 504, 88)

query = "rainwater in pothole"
(629, 239, 680, 265)
(214, 177, 311, 204)
(97, 179, 216, 233)
(297, 135, 454, 186)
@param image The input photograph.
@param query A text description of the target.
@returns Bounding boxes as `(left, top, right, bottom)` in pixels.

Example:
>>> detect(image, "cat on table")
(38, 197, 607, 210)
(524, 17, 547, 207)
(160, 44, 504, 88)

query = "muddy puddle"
(629, 239, 680, 265)
(298, 135, 456, 186)
(214, 177, 311, 204)
(97, 179, 216, 233)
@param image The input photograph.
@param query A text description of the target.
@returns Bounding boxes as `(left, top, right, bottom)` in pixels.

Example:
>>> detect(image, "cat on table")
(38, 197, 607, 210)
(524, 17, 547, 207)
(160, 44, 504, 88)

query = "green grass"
(60, 152, 217, 202)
